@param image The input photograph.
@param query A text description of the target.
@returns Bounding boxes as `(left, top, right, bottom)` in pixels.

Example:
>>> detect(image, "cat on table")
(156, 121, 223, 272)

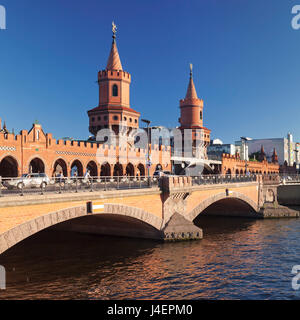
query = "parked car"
(3, 173, 51, 190)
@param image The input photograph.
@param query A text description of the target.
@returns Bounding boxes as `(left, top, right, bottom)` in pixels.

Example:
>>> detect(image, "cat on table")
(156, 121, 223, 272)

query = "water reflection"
(0, 217, 300, 300)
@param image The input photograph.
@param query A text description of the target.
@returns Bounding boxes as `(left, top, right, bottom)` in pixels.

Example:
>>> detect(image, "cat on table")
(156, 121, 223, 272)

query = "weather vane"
(112, 21, 117, 39)
(190, 63, 193, 77)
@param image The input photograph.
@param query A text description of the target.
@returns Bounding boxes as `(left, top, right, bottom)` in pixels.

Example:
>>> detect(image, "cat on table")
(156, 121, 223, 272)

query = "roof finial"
(112, 21, 117, 42)
(189, 63, 193, 78)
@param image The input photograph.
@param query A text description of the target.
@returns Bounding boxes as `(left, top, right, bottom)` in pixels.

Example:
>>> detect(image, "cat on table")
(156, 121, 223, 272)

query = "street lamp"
(294, 145, 299, 174)
(142, 119, 151, 185)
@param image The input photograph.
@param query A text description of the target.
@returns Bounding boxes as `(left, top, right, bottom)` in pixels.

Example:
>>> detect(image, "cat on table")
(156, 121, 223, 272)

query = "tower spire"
(106, 21, 123, 71)
(112, 21, 117, 42)
(190, 63, 193, 78)
(272, 148, 278, 163)
(185, 63, 198, 100)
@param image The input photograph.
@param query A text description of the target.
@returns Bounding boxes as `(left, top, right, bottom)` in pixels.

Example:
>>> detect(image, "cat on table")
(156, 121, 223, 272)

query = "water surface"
(0, 217, 300, 300)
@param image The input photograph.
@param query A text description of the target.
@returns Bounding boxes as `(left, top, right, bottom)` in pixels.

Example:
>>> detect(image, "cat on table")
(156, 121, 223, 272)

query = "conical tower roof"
(106, 40, 123, 71)
(185, 64, 199, 100)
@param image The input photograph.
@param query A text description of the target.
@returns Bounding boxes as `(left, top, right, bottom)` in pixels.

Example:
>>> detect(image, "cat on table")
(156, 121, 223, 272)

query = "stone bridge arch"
(187, 192, 260, 221)
(103, 203, 162, 230)
(0, 204, 164, 255)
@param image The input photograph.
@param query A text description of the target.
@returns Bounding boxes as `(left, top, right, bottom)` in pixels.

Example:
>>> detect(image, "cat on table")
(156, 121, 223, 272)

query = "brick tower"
(88, 22, 140, 137)
(179, 64, 211, 158)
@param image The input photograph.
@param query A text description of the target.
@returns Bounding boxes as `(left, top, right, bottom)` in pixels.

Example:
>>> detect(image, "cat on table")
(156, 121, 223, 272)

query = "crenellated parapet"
(221, 153, 280, 175)
(98, 70, 131, 83)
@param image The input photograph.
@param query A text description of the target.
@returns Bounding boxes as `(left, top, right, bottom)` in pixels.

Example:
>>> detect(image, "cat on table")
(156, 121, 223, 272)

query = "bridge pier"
(258, 175, 300, 218)
(160, 176, 203, 241)
(162, 212, 203, 241)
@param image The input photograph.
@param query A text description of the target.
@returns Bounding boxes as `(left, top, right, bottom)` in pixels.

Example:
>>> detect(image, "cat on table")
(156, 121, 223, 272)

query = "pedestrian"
(59, 171, 64, 184)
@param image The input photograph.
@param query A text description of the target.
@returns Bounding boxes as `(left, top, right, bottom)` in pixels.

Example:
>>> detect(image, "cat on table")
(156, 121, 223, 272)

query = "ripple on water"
(1, 218, 300, 299)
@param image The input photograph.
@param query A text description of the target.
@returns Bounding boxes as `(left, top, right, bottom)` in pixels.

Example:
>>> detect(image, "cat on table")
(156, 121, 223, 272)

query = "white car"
(4, 173, 51, 190)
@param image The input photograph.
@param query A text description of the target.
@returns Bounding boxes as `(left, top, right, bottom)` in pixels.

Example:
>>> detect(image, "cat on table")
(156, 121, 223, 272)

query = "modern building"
(208, 141, 236, 157)
(242, 133, 299, 166)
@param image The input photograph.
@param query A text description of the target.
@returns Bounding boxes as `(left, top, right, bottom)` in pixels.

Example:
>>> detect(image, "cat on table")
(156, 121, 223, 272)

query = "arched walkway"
(53, 159, 68, 177)
(137, 163, 145, 177)
(0, 156, 18, 177)
(87, 161, 98, 177)
(187, 192, 259, 221)
(113, 163, 123, 177)
(126, 163, 135, 177)
(100, 162, 111, 177)
(29, 158, 45, 174)
(71, 160, 83, 177)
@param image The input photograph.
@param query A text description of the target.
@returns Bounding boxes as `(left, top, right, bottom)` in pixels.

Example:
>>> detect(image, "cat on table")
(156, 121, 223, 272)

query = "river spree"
(0, 217, 300, 300)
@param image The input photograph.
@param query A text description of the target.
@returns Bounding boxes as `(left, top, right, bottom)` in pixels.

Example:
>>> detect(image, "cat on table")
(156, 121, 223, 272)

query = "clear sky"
(0, 0, 300, 143)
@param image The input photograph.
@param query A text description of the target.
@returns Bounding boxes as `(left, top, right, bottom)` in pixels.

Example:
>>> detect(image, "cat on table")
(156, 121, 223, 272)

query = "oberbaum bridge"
(0, 25, 299, 255)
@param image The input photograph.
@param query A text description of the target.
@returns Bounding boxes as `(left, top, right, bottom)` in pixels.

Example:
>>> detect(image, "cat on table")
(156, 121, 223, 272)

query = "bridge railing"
(277, 174, 300, 184)
(0, 176, 159, 197)
(190, 174, 257, 186)
(0, 173, 275, 198)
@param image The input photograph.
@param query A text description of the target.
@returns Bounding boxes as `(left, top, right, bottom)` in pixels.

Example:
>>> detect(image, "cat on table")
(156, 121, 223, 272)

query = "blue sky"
(0, 0, 300, 143)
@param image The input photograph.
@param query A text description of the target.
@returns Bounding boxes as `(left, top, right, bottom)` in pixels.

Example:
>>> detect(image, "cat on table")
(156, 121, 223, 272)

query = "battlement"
(222, 153, 242, 161)
(222, 153, 279, 167)
(98, 70, 131, 82)
(180, 98, 203, 107)
(1, 126, 172, 157)
(0, 132, 18, 142)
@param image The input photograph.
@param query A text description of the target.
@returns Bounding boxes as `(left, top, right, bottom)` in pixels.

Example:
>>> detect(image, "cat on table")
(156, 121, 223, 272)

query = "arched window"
(112, 84, 118, 97)
(200, 111, 203, 120)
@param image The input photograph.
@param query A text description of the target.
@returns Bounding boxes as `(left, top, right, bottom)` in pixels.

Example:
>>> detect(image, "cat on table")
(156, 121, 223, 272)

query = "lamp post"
(294, 145, 299, 174)
(142, 119, 151, 185)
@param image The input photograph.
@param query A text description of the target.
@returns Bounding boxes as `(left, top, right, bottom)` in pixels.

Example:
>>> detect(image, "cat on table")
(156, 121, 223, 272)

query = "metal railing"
(0, 176, 159, 197)
(0, 173, 287, 198)
(190, 174, 257, 186)
(278, 174, 300, 184)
